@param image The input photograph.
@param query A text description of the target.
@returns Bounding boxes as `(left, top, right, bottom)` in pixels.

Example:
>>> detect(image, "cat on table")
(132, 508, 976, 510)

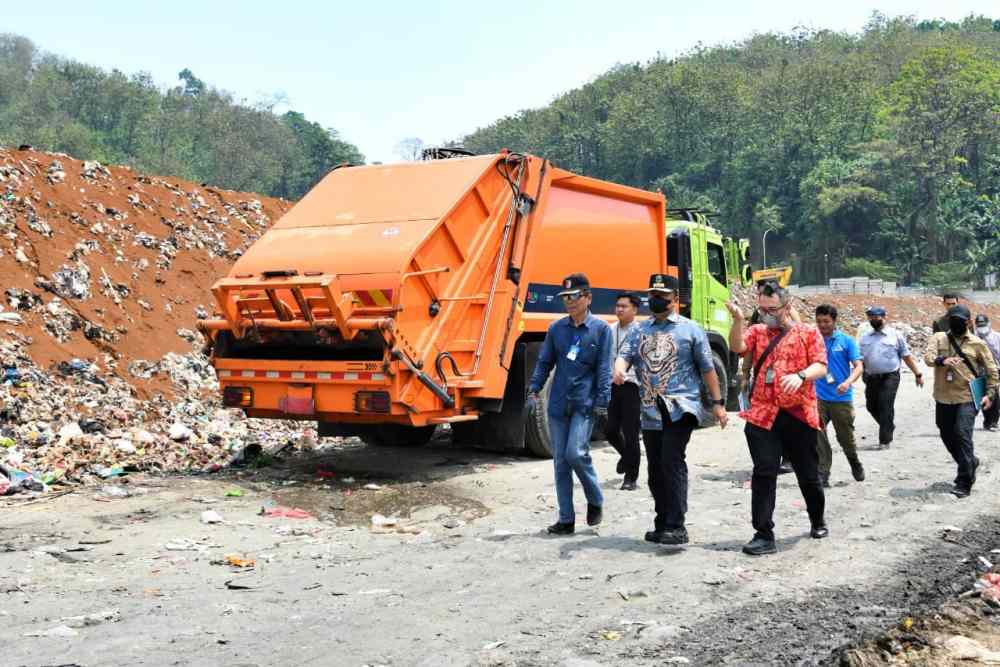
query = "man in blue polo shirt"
(528, 273, 612, 536)
(814, 304, 865, 486)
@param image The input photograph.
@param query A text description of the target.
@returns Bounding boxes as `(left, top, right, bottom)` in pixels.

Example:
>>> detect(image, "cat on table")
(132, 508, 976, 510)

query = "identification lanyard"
(567, 335, 582, 361)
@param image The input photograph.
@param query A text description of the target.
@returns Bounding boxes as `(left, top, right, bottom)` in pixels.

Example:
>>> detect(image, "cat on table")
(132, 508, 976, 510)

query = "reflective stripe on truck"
(217, 369, 386, 382)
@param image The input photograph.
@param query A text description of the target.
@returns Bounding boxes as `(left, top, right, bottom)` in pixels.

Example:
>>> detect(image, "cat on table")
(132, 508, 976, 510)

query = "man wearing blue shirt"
(614, 274, 727, 546)
(814, 304, 865, 486)
(528, 273, 613, 536)
(859, 306, 924, 448)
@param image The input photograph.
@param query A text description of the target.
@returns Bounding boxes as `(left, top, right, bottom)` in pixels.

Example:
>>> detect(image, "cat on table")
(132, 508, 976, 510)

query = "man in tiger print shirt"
(615, 274, 728, 546)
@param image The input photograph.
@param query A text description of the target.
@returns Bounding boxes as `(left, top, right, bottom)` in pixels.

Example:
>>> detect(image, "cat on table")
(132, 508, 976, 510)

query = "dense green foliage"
(463, 14, 1000, 286)
(0, 35, 363, 200)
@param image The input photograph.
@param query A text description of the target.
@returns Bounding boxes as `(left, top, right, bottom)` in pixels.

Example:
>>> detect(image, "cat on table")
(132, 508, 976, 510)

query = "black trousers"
(607, 383, 642, 481)
(936, 402, 978, 489)
(745, 410, 825, 541)
(642, 405, 698, 532)
(863, 370, 900, 445)
(983, 389, 1000, 429)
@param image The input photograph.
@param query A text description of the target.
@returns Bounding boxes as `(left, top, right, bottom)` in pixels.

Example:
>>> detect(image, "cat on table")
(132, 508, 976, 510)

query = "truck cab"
(666, 209, 751, 408)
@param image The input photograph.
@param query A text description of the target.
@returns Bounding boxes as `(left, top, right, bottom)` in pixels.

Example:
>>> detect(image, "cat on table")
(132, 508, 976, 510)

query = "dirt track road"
(5, 370, 1000, 667)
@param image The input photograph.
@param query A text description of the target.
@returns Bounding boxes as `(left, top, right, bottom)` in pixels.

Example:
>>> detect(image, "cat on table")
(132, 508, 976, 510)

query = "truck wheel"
(703, 349, 729, 425)
(524, 346, 553, 458)
(360, 424, 437, 447)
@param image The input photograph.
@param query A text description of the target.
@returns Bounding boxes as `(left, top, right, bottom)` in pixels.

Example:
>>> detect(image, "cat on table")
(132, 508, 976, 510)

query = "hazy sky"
(5, 1, 997, 163)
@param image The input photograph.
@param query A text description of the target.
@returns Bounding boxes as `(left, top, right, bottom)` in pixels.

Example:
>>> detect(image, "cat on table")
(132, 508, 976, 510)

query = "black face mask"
(949, 317, 968, 336)
(649, 296, 671, 314)
(870, 319, 884, 330)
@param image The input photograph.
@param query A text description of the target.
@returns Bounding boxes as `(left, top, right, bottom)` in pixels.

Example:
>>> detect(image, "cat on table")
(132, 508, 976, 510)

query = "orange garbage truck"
(199, 152, 749, 456)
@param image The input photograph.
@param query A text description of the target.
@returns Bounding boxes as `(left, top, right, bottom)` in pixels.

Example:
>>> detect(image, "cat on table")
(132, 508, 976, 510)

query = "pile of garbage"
(0, 146, 307, 496)
(0, 331, 315, 495)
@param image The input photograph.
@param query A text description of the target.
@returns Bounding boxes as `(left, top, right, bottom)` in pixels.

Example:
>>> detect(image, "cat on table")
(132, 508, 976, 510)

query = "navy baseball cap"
(976, 314, 989, 326)
(557, 273, 590, 297)
(646, 274, 679, 294)
(866, 306, 886, 317)
(947, 305, 971, 321)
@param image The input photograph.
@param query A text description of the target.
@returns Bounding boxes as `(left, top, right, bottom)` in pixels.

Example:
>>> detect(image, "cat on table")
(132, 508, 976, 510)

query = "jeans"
(607, 383, 642, 482)
(549, 411, 604, 524)
(745, 410, 826, 541)
(936, 402, 978, 490)
(864, 370, 900, 444)
(642, 408, 698, 531)
(817, 400, 859, 478)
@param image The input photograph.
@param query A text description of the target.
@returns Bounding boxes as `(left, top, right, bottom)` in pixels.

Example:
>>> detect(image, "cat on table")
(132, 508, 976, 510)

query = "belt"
(864, 369, 900, 379)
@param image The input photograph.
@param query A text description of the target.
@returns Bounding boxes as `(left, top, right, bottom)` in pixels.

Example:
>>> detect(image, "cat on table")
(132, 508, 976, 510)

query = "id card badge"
(738, 390, 751, 412)
(567, 337, 580, 362)
(765, 368, 775, 385)
(826, 373, 835, 384)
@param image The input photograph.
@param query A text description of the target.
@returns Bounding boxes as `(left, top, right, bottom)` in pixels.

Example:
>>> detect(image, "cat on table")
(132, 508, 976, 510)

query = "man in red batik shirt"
(727, 281, 829, 556)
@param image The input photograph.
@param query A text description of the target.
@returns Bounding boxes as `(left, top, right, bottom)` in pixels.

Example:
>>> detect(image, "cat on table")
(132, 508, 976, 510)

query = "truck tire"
(524, 342, 553, 458)
(359, 424, 437, 448)
(702, 349, 729, 425)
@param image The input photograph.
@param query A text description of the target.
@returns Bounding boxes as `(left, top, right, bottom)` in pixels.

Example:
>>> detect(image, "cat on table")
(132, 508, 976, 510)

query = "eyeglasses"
(560, 293, 583, 303)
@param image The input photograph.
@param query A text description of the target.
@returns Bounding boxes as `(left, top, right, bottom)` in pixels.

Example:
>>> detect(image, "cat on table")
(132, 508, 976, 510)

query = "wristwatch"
(797, 371, 807, 381)
(712, 398, 725, 406)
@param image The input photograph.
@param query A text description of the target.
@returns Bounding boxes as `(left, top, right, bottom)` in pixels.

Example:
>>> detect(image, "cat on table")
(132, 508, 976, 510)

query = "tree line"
(0, 34, 363, 201)
(462, 14, 1000, 288)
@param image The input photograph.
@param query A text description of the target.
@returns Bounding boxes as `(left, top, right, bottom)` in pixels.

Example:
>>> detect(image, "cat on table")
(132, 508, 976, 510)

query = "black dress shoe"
(742, 534, 777, 556)
(952, 486, 971, 499)
(777, 462, 793, 475)
(586, 504, 603, 527)
(849, 459, 866, 482)
(546, 521, 575, 535)
(659, 528, 689, 545)
(810, 523, 829, 539)
(616, 459, 625, 474)
(820, 474, 831, 488)
(620, 479, 638, 491)
(644, 529, 665, 543)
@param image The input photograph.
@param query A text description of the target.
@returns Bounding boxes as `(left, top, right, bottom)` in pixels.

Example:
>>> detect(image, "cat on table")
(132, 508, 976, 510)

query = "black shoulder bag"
(947, 333, 983, 379)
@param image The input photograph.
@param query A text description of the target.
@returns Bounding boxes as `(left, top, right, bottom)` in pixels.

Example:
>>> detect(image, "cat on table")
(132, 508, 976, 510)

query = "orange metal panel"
(271, 156, 499, 229)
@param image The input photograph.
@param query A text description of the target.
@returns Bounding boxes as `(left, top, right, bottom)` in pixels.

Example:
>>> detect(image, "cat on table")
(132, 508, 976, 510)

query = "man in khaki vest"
(924, 305, 998, 498)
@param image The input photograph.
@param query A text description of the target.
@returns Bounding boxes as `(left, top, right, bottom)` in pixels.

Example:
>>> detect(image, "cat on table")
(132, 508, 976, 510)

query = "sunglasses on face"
(560, 293, 584, 303)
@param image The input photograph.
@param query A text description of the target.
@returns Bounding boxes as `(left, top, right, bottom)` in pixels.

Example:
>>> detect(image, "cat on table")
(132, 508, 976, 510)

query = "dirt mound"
(0, 146, 292, 384)
(0, 146, 314, 487)
(733, 286, 1000, 353)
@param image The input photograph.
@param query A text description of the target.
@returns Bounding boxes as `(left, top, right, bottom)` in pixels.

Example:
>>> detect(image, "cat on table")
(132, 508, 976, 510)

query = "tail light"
(355, 391, 391, 413)
(223, 386, 253, 408)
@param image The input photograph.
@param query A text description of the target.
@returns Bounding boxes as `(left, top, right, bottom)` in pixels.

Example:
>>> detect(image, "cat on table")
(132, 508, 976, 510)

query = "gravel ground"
(4, 372, 1000, 667)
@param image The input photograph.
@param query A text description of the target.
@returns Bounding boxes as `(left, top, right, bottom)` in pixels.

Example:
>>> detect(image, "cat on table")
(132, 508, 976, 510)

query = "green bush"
(920, 262, 973, 289)
(841, 258, 901, 282)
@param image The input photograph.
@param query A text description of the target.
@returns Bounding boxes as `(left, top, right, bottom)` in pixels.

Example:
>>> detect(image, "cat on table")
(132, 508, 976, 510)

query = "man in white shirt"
(858, 306, 924, 448)
(607, 292, 642, 490)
